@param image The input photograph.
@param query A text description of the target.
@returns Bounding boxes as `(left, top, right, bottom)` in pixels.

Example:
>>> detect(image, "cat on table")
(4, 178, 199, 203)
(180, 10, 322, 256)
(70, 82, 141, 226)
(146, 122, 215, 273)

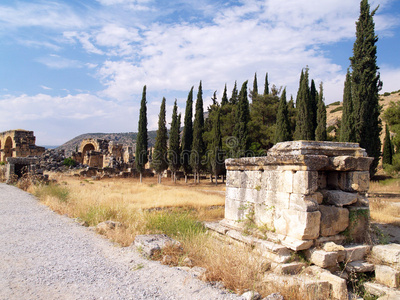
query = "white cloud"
(380, 66, 400, 94)
(40, 85, 52, 90)
(36, 55, 83, 69)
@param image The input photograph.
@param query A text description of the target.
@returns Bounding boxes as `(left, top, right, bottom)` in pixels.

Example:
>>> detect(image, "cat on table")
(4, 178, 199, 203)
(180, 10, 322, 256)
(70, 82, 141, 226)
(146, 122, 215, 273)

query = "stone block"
(134, 234, 180, 257)
(224, 199, 252, 221)
(292, 171, 318, 195)
(346, 207, 370, 243)
(345, 261, 374, 273)
(364, 282, 400, 298)
(264, 191, 291, 209)
(254, 202, 275, 229)
(225, 186, 262, 204)
(314, 235, 345, 247)
(319, 205, 349, 237)
(274, 209, 321, 240)
(375, 265, 400, 288)
(321, 190, 358, 207)
(255, 240, 292, 263)
(344, 245, 370, 262)
(305, 266, 348, 300)
(371, 244, 400, 266)
(307, 249, 339, 268)
(289, 193, 319, 212)
(262, 170, 294, 193)
(328, 156, 373, 171)
(273, 262, 307, 275)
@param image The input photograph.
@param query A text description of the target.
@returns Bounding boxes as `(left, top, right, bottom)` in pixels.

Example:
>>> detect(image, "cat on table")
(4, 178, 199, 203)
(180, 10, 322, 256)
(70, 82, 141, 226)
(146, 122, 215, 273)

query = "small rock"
(183, 257, 193, 267)
(241, 291, 262, 300)
(161, 255, 173, 265)
(265, 292, 284, 300)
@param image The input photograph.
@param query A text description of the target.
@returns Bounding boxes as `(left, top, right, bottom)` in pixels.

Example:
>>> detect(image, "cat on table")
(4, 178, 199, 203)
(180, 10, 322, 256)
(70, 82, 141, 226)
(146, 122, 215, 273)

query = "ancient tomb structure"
(221, 141, 372, 250)
(72, 138, 130, 168)
(0, 129, 45, 162)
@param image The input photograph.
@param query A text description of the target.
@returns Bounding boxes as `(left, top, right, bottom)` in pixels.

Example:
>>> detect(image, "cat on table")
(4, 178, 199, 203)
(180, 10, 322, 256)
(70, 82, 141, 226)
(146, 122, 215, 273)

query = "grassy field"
(26, 173, 400, 299)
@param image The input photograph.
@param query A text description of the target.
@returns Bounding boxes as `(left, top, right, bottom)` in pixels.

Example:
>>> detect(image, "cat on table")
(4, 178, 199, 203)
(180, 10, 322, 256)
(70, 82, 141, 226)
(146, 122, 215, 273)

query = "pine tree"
(382, 124, 393, 165)
(264, 72, 269, 95)
(181, 87, 193, 183)
(315, 82, 327, 141)
(168, 100, 181, 183)
(234, 81, 250, 157)
(221, 84, 228, 106)
(230, 81, 238, 105)
(274, 87, 291, 143)
(190, 81, 205, 183)
(351, 0, 382, 176)
(340, 69, 356, 142)
(152, 97, 168, 184)
(135, 85, 148, 183)
(294, 68, 313, 140)
(251, 72, 258, 100)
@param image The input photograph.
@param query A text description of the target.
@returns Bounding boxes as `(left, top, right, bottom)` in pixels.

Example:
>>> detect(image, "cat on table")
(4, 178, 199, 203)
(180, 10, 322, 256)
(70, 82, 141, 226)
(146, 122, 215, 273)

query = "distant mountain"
(57, 131, 158, 157)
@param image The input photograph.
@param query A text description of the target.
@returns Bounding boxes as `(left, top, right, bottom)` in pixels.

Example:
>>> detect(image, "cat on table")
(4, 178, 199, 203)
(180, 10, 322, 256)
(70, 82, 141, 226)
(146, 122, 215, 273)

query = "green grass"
(34, 184, 70, 203)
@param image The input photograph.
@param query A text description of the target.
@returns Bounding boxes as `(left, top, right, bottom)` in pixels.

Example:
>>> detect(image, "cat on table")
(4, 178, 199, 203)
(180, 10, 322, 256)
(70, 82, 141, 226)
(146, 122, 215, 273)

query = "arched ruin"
(0, 130, 45, 162)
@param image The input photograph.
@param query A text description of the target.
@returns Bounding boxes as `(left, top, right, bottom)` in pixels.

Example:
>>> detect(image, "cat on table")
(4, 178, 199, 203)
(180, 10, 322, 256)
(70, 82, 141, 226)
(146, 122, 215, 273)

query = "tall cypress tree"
(340, 69, 356, 142)
(221, 84, 228, 106)
(315, 82, 327, 141)
(234, 81, 250, 157)
(230, 81, 238, 105)
(382, 124, 393, 165)
(152, 97, 168, 184)
(190, 81, 205, 183)
(135, 85, 148, 183)
(168, 100, 181, 182)
(181, 87, 193, 182)
(351, 0, 382, 176)
(264, 72, 269, 95)
(274, 87, 291, 143)
(310, 79, 318, 139)
(210, 108, 223, 185)
(294, 68, 313, 140)
(251, 72, 258, 101)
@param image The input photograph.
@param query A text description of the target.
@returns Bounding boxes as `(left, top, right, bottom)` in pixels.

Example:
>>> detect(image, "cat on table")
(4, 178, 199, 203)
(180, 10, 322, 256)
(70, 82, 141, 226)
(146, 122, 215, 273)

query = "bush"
(383, 153, 400, 176)
(328, 101, 341, 107)
(330, 106, 343, 113)
(383, 92, 391, 96)
(63, 158, 77, 167)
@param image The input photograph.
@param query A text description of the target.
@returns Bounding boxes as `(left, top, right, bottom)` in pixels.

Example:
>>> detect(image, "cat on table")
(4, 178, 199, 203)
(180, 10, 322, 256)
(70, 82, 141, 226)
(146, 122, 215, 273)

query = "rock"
(343, 245, 370, 262)
(371, 244, 400, 266)
(305, 266, 348, 300)
(183, 257, 193, 267)
(273, 262, 307, 275)
(264, 292, 284, 300)
(323, 242, 345, 252)
(375, 265, 400, 288)
(133, 234, 181, 257)
(364, 282, 400, 298)
(241, 291, 262, 300)
(161, 255, 173, 265)
(345, 261, 374, 273)
(96, 220, 123, 233)
(307, 249, 339, 268)
(274, 209, 321, 240)
(321, 190, 358, 207)
(319, 205, 349, 237)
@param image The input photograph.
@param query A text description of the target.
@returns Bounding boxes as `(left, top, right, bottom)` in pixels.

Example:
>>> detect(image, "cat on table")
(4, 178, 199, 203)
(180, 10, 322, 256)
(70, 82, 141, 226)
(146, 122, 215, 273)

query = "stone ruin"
(206, 141, 400, 299)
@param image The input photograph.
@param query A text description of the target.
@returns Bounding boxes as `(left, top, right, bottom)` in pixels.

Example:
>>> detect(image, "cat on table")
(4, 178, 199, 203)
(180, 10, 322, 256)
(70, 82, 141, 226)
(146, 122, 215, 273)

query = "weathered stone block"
(307, 249, 339, 268)
(292, 171, 318, 195)
(273, 262, 307, 275)
(264, 191, 291, 209)
(306, 266, 348, 300)
(346, 207, 370, 243)
(289, 193, 319, 212)
(254, 202, 275, 229)
(364, 282, 400, 298)
(344, 245, 370, 262)
(321, 190, 358, 207)
(328, 156, 373, 171)
(345, 261, 374, 273)
(225, 199, 253, 221)
(371, 244, 400, 266)
(375, 265, 400, 288)
(327, 171, 369, 192)
(134, 234, 180, 257)
(274, 209, 321, 240)
(225, 186, 262, 204)
(319, 205, 349, 237)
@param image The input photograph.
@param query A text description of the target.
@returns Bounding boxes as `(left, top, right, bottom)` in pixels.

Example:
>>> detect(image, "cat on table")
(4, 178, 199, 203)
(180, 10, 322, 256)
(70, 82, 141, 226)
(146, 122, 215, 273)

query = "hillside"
(57, 131, 158, 157)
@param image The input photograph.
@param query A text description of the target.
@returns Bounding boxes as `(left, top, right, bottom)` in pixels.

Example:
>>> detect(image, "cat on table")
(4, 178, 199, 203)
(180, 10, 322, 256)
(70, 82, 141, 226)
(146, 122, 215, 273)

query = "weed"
(131, 263, 144, 271)
(34, 183, 69, 203)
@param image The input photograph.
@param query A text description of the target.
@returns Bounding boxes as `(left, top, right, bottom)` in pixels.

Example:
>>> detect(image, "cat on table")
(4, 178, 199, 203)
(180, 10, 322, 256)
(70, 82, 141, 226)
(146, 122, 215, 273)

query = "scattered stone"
(345, 261, 374, 273)
(323, 242, 344, 252)
(371, 244, 400, 266)
(364, 282, 400, 298)
(264, 292, 284, 300)
(96, 220, 123, 233)
(190, 266, 206, 278)
(343, 245, 370, 262)
(241, 291, 262, 300)
(161, 255, 173, 265)
(307, 249, 339, 268)
(133, 234, 181, 257)
(375, 265, 400, 288)
(305, 266, 348, 300)
(182, 257, 193, 267)
(273, 262, 307, 275)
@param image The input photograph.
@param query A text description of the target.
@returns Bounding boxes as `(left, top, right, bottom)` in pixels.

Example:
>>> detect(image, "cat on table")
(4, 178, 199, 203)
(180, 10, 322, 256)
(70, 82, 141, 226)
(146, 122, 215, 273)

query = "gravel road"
(0, 183, 243, 300)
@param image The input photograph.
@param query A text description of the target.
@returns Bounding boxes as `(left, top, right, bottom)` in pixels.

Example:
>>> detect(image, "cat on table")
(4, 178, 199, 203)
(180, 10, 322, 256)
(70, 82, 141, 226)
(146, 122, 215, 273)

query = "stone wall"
(223, 141, 373, 247)
(0, 130, 45, 162)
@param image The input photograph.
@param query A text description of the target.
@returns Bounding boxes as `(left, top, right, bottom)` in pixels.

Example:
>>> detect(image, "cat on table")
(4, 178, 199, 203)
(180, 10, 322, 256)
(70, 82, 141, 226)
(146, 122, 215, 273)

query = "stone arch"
(3, 136, 13, 162)
(82, 143, 96, 156)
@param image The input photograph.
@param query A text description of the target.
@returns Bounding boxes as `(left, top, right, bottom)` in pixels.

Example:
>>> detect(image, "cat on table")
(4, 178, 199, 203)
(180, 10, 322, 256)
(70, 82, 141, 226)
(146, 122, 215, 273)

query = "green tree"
(315, 82, 327, 141)
(383, 101, 400, 153)
(340, 69, 356, 142)
(152, 97, 168, 184)
(230, 81, 238, 105)
(221, 84, 228, 106)
(264, 72, 269, 95)
(233, 81, 250, 157)
(168, 100, 181, 183)
(294, 68, 314, 140)
(209, 108, 224, 185)
(382, 124, 393, 165)
(250, 72, 258, 101)
(274, 87, 291, 143)
(181, 87, 193, 182)
(190, 81, 205, 183)
(309, 79, 318, 139)
(287, 95, 296, 138)
(135, 85, 148, 183)
(350, 0, 382, 176)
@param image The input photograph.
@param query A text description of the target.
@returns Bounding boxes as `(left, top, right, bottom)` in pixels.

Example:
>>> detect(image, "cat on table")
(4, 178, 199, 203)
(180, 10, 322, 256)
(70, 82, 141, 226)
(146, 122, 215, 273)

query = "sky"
(0, 0, 399, 146)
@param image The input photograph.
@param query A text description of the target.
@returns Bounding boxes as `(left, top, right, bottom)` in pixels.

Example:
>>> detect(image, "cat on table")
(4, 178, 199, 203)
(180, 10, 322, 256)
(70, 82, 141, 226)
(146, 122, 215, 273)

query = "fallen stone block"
(375, 265, 400, 288)
(343, 245, 370, 262)
(321, 190, 358, 207)
(273, 262, 307, 275)
(133, 234, 180, 257)
(364, 282, 400, 298)
(305, 266, 348, 300)
(307, 249, 339, 268)
(345, 261, 374, 273)
(371, 244, 400, 266)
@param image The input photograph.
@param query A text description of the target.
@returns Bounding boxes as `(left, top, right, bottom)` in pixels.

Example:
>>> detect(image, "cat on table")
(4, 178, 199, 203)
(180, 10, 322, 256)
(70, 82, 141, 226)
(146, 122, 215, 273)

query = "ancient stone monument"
(219, 141, 373, 249)
(0, 129, 45, 162)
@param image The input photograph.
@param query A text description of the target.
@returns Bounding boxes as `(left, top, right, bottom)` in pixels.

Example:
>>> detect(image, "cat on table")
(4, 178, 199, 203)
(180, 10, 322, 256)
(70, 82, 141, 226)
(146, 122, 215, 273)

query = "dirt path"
(0, 184, 242, 300)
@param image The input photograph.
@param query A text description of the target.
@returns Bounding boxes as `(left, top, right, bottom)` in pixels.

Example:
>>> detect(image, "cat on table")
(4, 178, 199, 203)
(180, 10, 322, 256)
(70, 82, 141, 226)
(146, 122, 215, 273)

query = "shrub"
(330, 106, 343, 113)
(34, 183, 70, 203)
(383, 92, 391, 96)
(63, 158, 77, 167)
(383, 153, 400, 176)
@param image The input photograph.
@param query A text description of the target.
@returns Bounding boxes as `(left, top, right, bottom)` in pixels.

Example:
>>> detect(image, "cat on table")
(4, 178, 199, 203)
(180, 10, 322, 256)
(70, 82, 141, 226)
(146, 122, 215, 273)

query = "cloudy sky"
(0, 0, 399, 146)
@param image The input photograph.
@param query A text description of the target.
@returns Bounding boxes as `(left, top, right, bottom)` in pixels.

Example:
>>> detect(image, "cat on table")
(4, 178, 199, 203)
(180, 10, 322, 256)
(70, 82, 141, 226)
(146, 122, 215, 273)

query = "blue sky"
(0, 0, 399, 146)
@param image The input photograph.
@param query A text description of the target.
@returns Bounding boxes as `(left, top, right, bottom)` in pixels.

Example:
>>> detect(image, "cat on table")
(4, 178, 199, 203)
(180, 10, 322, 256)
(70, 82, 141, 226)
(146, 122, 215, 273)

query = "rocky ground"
(0, 183, 242, 300)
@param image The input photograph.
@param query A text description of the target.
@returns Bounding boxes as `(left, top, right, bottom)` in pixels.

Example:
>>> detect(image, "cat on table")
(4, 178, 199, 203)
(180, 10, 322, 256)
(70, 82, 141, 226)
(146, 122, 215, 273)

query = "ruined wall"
(0, 130, 45, 162)
(223, 141, 373, 248)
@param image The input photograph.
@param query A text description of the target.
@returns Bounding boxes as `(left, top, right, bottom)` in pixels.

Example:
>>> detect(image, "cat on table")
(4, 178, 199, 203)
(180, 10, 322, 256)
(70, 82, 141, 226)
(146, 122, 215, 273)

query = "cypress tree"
(152, 97, 168, 184)
(221, 84, 228, 106)
(310, 79, 318, 139)
(274, 87, 291, 143)
(351, 0, 382, 176)
(340, 69, 356, 142)
(264, 72, 269, 95)
(210, 108, 223, 185)
(251, 72, 258, 100)
(234, 81, 250, 157)
(181, 87, 193, 183)
(294, 68, 313, 140)
(230, 81, 238, 105)
(135, 85, 148, 183)
(315, 82, 327, 141)
(190, 81, 205, 183)
(382, 124, 393, 165)
(168, 100, 181, 182)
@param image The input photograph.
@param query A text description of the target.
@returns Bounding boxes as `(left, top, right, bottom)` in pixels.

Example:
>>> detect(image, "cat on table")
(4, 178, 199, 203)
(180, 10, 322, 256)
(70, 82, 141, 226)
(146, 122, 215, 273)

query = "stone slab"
(305, 266, 348, 300)
(274, 209, 321, 240)
(345, 261, 374, 273)
(307, 249, 339, 268)
(375, 265, 400, 288)
(321, 190, 358, 207)
(371, 244, 400, 266)
(133, 234, 180, 257)
(364, 282, 400, 298)
(344, 245, 370, 262)
(319, 205, 349, 237)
